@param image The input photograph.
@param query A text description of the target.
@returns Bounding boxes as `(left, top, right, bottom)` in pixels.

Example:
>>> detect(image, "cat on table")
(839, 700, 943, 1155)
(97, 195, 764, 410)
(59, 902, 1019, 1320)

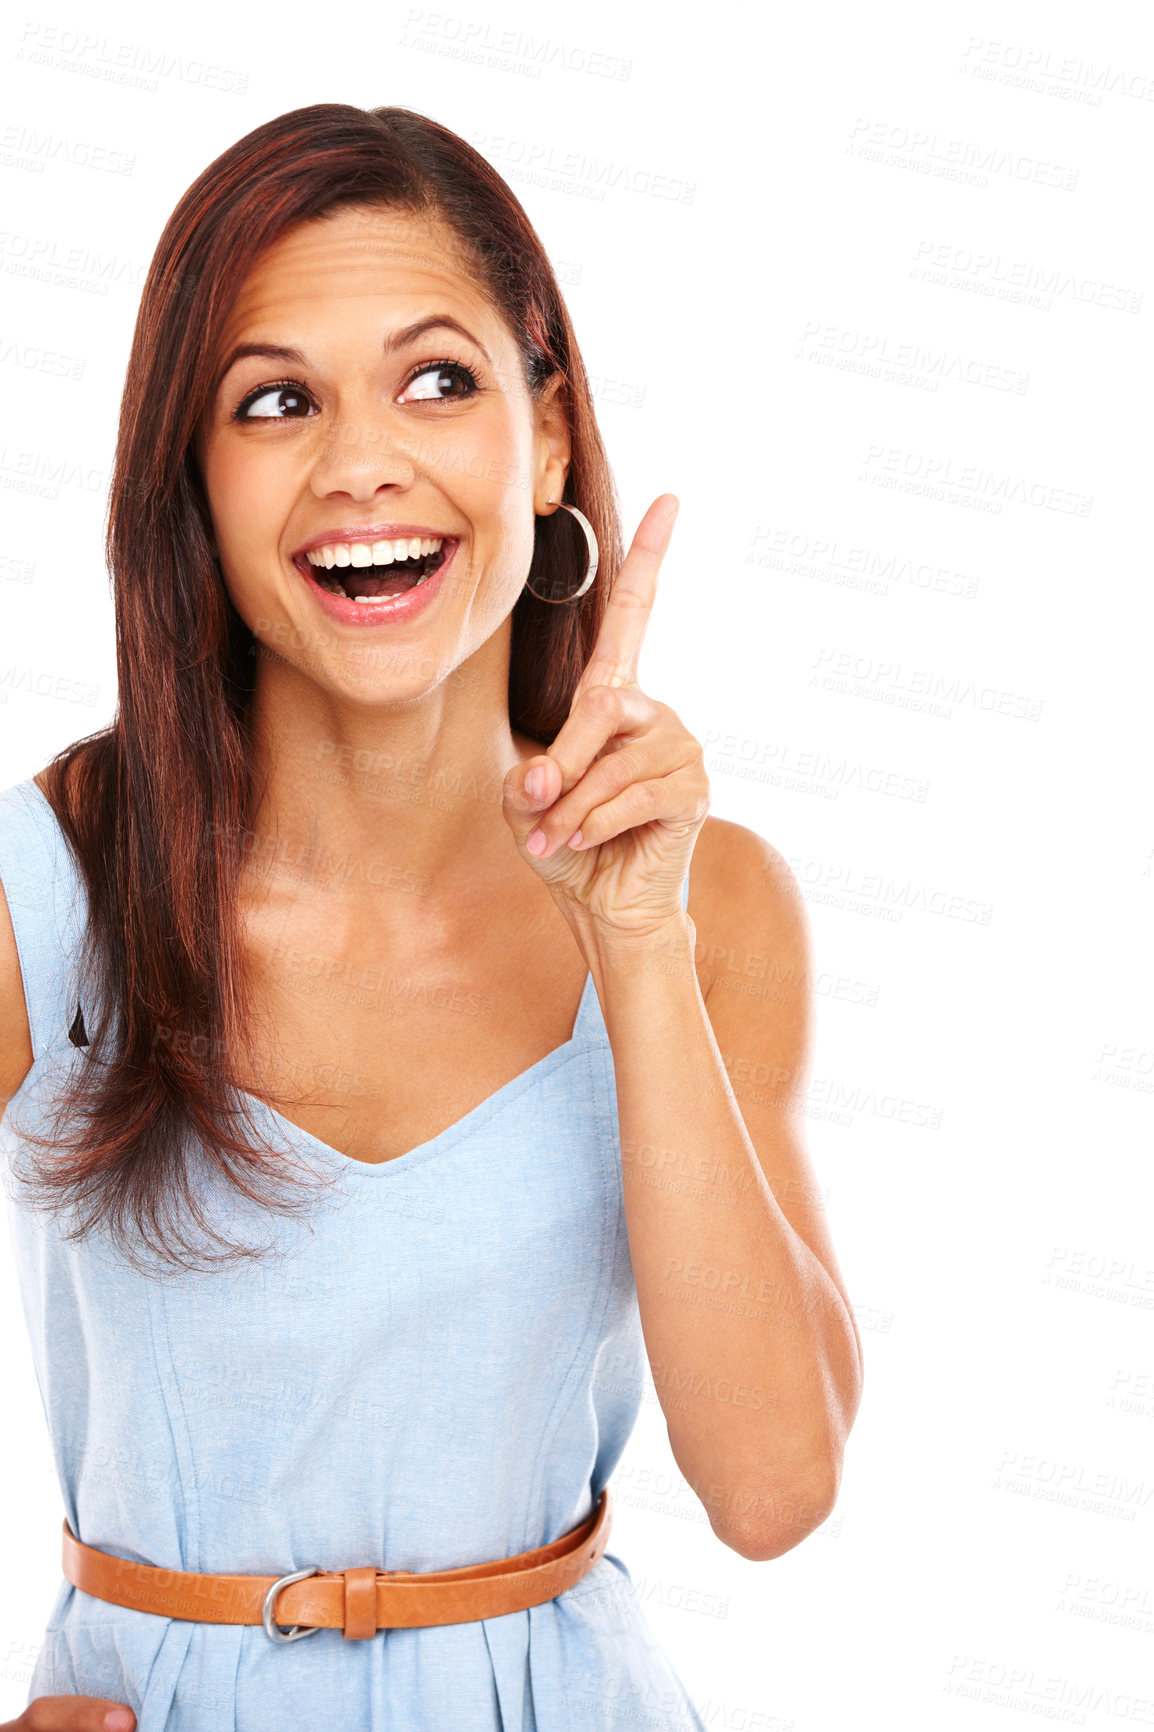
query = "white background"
(1, 1, 1152, 1727)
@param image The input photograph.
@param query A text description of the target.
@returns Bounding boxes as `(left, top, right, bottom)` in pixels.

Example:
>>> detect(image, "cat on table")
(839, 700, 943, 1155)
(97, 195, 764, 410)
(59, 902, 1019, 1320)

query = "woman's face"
(195, 203, 569, 706)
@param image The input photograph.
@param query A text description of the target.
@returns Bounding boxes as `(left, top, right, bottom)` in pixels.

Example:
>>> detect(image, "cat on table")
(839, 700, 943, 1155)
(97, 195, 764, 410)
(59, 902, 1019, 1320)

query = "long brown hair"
(19, 103, 623, 1274)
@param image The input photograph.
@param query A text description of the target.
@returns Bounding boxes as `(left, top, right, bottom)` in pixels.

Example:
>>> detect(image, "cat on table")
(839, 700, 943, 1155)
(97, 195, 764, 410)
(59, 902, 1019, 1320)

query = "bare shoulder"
(686, 815, 811, 1014)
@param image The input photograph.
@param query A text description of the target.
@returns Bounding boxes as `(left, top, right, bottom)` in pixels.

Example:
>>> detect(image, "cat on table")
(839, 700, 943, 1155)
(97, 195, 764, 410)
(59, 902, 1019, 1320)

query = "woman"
(0, 104, 862, 1731)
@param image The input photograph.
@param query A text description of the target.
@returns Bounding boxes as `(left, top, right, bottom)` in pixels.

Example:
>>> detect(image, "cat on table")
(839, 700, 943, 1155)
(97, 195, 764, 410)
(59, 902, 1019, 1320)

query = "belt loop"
(343, 1566, 378, 1639)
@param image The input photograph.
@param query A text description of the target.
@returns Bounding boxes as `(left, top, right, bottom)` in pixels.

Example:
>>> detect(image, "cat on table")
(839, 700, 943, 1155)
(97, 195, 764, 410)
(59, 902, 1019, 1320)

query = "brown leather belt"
(62, 1488, 612, 1641)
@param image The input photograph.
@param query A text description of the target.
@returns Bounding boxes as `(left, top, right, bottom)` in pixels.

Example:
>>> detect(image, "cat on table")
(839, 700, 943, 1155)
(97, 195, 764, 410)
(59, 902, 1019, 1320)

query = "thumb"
(501, 755, 562, 857)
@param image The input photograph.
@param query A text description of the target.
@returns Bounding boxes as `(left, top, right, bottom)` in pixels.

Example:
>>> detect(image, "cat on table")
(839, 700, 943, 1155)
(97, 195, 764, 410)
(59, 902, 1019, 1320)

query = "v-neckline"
(239, 967, 598, 1175)
(20, 779, 610, 1175)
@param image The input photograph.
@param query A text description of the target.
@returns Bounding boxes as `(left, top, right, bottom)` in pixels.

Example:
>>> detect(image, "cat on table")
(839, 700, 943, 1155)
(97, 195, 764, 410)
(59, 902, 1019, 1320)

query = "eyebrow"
(218, 316, 492, 381)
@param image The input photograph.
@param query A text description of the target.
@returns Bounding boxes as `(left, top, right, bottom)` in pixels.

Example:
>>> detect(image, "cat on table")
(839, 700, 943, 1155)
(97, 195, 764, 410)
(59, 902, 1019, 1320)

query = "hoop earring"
(524, 500, 599, 604)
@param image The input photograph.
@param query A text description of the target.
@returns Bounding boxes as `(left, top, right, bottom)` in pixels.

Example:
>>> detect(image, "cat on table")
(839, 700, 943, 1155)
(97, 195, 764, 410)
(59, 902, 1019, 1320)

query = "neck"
(242, 619, 538, 900)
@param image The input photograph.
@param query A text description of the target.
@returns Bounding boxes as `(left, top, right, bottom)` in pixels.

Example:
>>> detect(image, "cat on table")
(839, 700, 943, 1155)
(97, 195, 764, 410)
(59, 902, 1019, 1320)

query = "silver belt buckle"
(262, 1565, 323, 1642)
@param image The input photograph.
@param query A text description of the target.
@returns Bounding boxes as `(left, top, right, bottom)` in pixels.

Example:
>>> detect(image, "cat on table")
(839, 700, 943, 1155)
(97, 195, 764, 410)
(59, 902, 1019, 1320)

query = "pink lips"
(291, 534, 459, 628)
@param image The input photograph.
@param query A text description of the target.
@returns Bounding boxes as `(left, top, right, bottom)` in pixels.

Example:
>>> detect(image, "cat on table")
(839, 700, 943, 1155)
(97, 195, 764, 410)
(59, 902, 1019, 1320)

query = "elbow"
(694, 1364, 861, 1562)
(710, 1458, 842, 1562)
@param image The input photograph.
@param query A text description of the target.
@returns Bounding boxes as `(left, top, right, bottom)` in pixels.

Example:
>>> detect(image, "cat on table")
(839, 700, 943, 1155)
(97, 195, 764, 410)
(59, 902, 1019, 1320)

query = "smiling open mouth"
(302, 536, 450, 603)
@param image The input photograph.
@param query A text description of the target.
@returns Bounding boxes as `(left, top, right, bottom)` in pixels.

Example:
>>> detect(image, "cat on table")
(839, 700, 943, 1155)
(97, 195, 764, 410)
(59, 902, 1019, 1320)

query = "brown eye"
(399, 362, 479, 403)
(237, 384, 315, 421)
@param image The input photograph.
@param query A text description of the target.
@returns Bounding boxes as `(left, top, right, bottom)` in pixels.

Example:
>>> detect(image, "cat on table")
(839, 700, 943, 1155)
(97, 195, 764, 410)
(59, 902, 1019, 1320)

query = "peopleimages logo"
(468, 129, 695, 204)
(783, 853, 993, 925)
(810, 646, 1044, 722)
(859, 444, 1093, 516)
(0, 122, 134, 176)
(745, 524, 980, 602)
(704, 728, 930, 804)
(15, 23, 249, 94)
(912, 239, 1143, 314)
(794, 320, 1029, 394)
(399, 10, 632, 80)
(0, 665, 100, 706)
(0, 228, 149, 295)
(0, 444, 106, 501)
(959, 36, 1154, 105)
(944, 1653, 1154, 1721)
(847, 116, 1079, 190)
(0, 335, 85, 380)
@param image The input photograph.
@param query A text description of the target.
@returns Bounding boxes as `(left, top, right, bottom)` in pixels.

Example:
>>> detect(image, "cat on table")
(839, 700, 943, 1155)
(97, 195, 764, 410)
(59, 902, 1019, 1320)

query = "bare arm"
(499, 498, 863, 1563)
(0, 875, 33, 1106)
(1, 887, 134, 1732)
(573, 820, 863, 1561)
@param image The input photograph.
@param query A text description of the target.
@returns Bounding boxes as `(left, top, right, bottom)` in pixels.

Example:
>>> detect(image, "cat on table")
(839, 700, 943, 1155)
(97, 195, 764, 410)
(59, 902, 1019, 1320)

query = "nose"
(307, 401, 418, 502)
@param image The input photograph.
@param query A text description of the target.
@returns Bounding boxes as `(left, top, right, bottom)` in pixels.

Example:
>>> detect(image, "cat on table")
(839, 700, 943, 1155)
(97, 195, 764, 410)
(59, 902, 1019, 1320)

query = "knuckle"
(582, 683, 623, 719)
(607, 747, 643, 790)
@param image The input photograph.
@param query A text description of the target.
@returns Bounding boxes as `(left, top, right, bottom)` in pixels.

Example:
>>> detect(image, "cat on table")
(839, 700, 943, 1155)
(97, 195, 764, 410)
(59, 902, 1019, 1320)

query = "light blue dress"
(0, 778, 706, 1732)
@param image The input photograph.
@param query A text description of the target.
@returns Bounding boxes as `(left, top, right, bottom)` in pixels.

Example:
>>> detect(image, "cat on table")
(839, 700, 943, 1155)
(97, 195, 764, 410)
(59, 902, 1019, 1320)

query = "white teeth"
(305, 535, 444, 568)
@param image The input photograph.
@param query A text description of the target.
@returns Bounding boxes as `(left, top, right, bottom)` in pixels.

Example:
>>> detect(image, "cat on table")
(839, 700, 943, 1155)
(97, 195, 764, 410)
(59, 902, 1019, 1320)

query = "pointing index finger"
(579, 493, 679, 690)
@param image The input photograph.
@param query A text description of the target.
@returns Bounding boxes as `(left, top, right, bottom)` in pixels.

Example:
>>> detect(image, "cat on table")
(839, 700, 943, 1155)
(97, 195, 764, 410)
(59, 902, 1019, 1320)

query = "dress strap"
(0, 780, 88, 1060)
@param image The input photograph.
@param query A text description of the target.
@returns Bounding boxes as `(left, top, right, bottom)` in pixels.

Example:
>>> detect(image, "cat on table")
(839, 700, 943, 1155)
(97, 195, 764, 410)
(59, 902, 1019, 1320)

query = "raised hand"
(503, 495, 710, 938)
